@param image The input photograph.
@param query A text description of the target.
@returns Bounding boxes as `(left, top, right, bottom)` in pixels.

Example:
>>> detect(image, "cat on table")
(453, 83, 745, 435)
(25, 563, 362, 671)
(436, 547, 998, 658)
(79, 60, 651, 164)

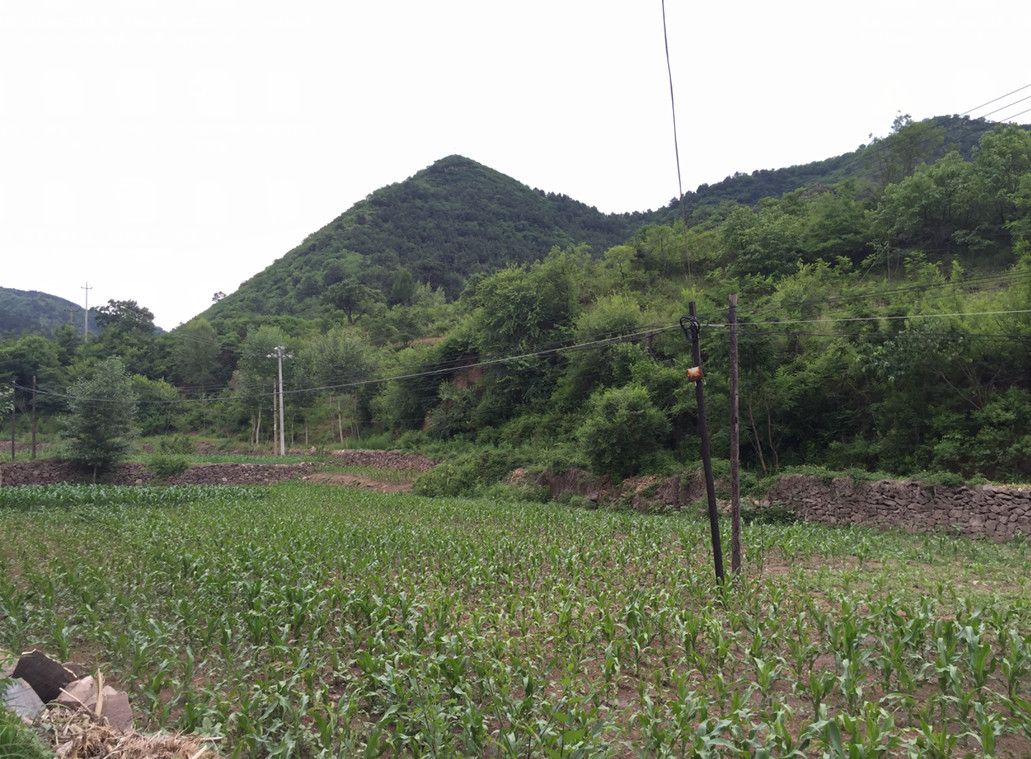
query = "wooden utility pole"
(31, 376, 37, 460)
(729, 295, 741, 574)
(685, 304, 724, 584)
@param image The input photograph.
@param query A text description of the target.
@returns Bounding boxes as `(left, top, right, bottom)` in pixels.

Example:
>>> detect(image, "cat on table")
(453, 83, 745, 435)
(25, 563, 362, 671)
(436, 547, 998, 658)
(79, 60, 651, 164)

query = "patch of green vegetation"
(340, 431, 394, 450)
(0, 703, 51, 759)
(147, 453, 190, 480)
(157, 434, 195, 455)
(321, 464, 421, 484)
(1, 484, 1030, 754)
(412, 448, 524, 498)
(909, 470, 968, 488)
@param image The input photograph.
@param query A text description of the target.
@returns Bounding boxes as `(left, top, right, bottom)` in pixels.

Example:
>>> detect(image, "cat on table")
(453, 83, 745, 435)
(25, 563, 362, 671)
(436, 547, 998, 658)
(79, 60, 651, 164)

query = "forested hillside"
(0, 288, 96, 339)
(669, 113, 1006, 219)
(3, 116, 1031, 484)
(202, 155, 650, 323)
(203, 115, 1013, 325)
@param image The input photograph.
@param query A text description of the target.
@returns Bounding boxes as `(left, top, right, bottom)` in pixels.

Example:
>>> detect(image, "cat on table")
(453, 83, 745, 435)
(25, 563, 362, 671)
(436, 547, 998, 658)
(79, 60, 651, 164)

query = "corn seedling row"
(2, 483, 1031, 757)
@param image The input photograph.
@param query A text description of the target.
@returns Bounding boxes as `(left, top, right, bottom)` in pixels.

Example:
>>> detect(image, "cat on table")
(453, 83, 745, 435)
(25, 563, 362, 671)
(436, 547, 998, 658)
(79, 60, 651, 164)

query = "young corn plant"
(819, 704, 900, 759)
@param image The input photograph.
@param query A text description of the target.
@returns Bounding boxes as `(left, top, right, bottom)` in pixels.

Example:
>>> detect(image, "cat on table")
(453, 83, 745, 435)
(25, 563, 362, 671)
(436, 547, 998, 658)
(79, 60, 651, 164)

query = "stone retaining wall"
(0, 460, 320, 487)
(767, 474, 1031, 540)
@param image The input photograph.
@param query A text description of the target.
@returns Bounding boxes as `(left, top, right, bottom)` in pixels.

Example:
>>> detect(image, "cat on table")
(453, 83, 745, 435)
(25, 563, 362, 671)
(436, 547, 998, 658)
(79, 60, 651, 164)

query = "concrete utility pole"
(268, 346, 292, 455)
(81, 282, 92, 342)
(729, 294, 741, 574)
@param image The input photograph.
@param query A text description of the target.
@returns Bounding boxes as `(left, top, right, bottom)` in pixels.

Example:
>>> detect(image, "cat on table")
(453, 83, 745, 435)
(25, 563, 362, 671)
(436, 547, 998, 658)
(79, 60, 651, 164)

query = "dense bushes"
(576, 384, 670, 481)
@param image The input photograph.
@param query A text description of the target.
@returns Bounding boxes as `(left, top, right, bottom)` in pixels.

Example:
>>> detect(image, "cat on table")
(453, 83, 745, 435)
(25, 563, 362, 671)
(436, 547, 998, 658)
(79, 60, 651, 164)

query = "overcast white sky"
(2, 1, 1029, 330)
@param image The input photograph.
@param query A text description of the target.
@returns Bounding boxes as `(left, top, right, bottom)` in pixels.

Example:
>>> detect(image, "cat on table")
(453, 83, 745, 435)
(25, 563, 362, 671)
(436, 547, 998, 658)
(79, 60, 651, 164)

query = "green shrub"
(554, 490, 597, 509)
(475, 426, 501, 446)
(158, 433, 195, 455)
(575, 383, 670, 481)
(413, 460, 477, 498)
(396, 430, 426, 450)
(412, 449, 523, 498)
(148, 454, 190, 480)
(911, 470, 966, 488)
(778, 464, 843, 485)
(343, 431, 394, 450)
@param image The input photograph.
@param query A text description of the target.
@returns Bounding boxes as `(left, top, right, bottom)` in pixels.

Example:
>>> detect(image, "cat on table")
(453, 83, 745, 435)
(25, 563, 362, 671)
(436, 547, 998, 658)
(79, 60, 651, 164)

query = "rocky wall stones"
(767, 475, 1031, 540)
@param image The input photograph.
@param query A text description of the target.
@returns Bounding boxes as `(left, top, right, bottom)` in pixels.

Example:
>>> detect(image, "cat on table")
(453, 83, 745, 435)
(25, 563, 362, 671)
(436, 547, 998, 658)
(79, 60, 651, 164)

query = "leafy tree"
(370, 341, 448, 433)
(234, 325, 292, 446)
(388, 267, 417, 306)
(94, 299, 156, 339)
(576, 383, 670, 480)
(552, 293, 643, 409)
(875, 152, 972, 256)
(602, 245, 641, 290)
(804, 181, 873, 263)
(0, 333, 66, 413)
(969, 125, 1031, 221)
(0, 384, 12, 429)
(932, 387, 1031, 479)
(720, 201, 808, 279)
(92, 299, 159, 375)
(52, 323, 82, 365)
(294, 326, 381, 441)
(325, 276, 381, 325)
(175, 318, 221, 394)
(868, 113, 945, 188)
(61, 357, 138, 480)
(132, 375, 182, 436)
(295, 327, 379, 389)
(1008, 174, 1031, 248)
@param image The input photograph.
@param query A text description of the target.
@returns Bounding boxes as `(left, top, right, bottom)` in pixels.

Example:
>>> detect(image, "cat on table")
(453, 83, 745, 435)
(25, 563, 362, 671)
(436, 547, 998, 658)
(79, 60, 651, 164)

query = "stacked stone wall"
(0, 460, 319, 487)
(768, 475, 1031, 540)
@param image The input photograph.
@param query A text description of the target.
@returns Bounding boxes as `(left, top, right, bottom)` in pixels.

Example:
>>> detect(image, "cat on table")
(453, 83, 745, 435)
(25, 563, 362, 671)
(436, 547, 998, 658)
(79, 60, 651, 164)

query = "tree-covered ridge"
(203, 155, 650, 323)
(665, 114, 1023, 222)
(0, 287, 97, 339)
(203, 116, 1019, 327)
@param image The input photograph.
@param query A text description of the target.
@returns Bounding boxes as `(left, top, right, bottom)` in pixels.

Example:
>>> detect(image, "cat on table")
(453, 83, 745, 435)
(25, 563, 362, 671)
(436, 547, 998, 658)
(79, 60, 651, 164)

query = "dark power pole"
(683, 304, 725, 584)
(9, 382, 15, 462)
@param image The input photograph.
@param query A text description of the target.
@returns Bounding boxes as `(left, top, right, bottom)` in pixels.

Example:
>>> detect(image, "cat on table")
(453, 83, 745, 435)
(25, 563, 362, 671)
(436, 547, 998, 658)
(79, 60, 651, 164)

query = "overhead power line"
(709, 308, 1031, 329)
(962, 83, 1031, 116)
(996, 106, 1031, 123)
(981, 93, 1031, 120)
(17, 304, 1031, 408)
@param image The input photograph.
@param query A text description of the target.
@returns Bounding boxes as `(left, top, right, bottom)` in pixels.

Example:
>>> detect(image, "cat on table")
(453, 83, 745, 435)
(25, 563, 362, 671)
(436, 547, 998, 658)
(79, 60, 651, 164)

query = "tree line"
(3, 121, 1030, 483)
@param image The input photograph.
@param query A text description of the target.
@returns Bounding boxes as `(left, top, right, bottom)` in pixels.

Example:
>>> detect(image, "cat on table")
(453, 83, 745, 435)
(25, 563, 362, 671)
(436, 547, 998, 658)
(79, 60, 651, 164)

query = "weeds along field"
(3, 483, 1031, 757)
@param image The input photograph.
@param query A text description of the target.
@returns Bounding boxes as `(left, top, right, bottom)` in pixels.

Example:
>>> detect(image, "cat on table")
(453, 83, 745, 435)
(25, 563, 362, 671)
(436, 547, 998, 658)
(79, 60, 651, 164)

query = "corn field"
(2, 482, 1031, 757)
